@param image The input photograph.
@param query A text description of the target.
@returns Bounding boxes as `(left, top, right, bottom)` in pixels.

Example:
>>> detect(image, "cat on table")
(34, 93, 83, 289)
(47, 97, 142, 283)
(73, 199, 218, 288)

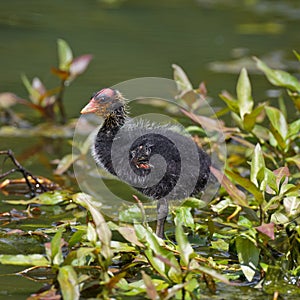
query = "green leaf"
(237, 68, 253, 119)
(288, 118, 300, 140)
(135, 224, 182, 282)
(293, 49, 300, 62)
(265, 106, 288, 150)
(175, 223, 194, 267)
(226, 169, 264, 204)
(174, 207, 194, 229)
(254, 57, 300, 92)
(210, 166, 248, 207)
(250, 144, 265, 189)
(57, 266, 79, 300)
(236, 236, 260, 282)
(51, 228, 63, 266)
(243, 103, 265, 131)
(57, 39, 73, 71)
(4, 190, 72, 205)
(73, 193, 112, 261)
(21, 74, 40, 104)
(172, 64, 193, 93)
(219, 92, 239, 113)
(0, 254, 49, 266)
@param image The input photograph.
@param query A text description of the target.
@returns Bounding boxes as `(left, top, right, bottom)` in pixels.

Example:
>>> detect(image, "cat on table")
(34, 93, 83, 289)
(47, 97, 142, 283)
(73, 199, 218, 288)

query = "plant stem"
(56, 80, 67, 124)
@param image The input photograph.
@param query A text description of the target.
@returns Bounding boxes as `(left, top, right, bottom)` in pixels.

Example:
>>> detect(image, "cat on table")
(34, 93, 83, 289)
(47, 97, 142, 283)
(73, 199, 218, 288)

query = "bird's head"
(81, 88, 125, 117)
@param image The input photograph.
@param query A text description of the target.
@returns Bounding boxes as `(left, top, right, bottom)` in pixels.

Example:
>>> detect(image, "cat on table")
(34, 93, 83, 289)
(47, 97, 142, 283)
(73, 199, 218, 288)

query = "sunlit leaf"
(176, 222, 194, 266)
(51, 229, 64, 266)
(21, 74, 40, 104)
(237, 68, 253, 119)
(57, 39, 73, 71)
(135, 224, 182, 282)
(172, 64, 193, 93)
(174, 207, 194, 229)
(283, 196, 300, 216)
(288, 118, 300, 140)
(236, 236, 260, 282)
(254, 57, 300, 92)
(4, 190, 71, 205)
(57, 265, 79, 300)
(250, 144, 265, 189)
(72, 193, 112, 261)
(0, 254, 49, 266)
(265, 106, 288, 150)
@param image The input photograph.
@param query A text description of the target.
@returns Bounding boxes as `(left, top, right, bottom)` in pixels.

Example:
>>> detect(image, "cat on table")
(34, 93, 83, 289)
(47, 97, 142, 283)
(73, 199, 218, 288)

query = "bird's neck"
(100, 105, 127, 136)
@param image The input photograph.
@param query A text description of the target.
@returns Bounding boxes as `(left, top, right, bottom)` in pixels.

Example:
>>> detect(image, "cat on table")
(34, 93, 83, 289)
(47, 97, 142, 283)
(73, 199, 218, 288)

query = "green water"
(1, 0, 300, 298)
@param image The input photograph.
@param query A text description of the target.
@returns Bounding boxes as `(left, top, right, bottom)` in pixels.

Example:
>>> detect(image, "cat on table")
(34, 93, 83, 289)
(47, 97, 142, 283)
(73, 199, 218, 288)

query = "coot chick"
(81, 88, 211, 238)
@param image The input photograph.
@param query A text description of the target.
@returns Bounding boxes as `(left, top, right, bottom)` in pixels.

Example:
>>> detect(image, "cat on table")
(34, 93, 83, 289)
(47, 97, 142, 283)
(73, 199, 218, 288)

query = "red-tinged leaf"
(27, 286, 60, 300)
(181, 109, 230, 133)
(141, 271, 159, 300)
(210, 166, 248, 207)
(51, 67, 70, 80)
(273, 166, 290, 190)
(70, 54, 93, 77)
(256, 223, 275, 240)
(117, 226, 144, 247)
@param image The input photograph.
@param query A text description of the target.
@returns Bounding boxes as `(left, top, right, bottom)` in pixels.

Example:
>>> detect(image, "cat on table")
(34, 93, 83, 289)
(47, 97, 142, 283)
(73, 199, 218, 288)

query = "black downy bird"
(81, 88, 211, 238)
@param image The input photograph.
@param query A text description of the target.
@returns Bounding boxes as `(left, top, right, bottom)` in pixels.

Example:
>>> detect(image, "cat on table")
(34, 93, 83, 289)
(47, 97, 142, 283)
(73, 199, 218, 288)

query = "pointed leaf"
(0, 254, 49, 266)
(254, 57, 300, 92)
(21, 74, 40, 103)
(226, 169, 264, 204)
(250, 144, 265, 189)
(141, 271, 159, 300)
(175, 223, 194, 267)
(72, 193, 112, 261)
(57, 39, 73, 71)
(237, 68, 253, 119)
(172, 64, 193, 93)
(70, 54, 93, 77)
(265, 106, 288, 144)
(256, 223, 275, 240)
(57, 266, 79, 300)
(219, 91, 239, 113)
(243, 103, 265, 131)
(51, 228, 63, 266)
(210, 166, 248, 207)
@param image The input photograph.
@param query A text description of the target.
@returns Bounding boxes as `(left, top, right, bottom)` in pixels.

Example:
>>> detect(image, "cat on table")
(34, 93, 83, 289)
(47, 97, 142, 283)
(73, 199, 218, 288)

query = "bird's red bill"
(81, 99, 97, 114)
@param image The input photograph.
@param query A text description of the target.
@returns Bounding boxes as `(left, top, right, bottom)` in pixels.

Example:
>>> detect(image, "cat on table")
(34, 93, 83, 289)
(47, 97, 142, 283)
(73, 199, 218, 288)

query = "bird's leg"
(156, 198, 168, 238)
